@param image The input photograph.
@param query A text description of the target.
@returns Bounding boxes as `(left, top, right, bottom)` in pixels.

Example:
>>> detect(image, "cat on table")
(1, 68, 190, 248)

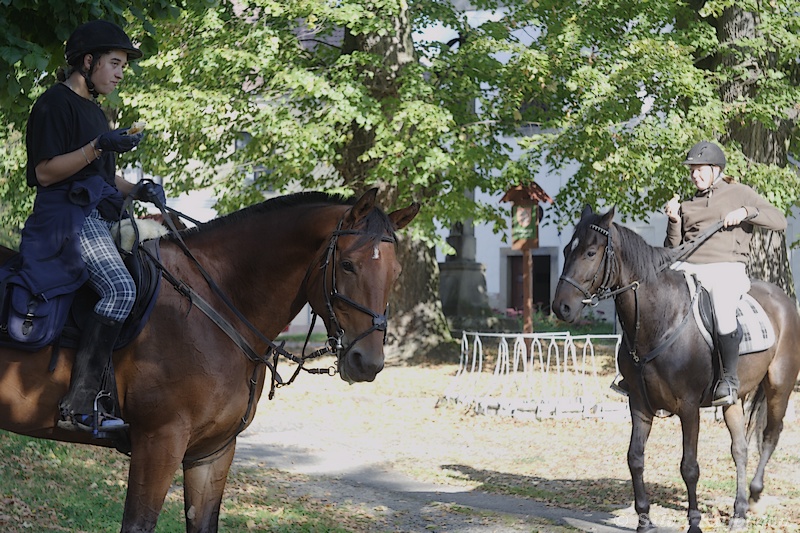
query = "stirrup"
(57, 391, 128, 436)
(610, 375, 629, 397)
(712, 379, 739, 407)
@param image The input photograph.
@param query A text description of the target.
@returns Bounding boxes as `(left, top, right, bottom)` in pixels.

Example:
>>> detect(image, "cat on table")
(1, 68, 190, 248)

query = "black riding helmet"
(65, 20, 142, 65)
(682, 141, 726, 170)
(64, 20, 141, 98)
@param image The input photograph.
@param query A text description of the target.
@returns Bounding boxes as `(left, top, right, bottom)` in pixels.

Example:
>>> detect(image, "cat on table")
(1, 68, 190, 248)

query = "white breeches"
(671, 261, 749, 335)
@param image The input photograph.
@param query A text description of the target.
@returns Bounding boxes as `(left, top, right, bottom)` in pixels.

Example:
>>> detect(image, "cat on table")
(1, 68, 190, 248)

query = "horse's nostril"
(347, 350, 383, 381)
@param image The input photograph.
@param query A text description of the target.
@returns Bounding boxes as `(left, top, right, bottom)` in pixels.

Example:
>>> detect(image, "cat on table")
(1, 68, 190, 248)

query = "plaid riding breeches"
(79, 210, 136, 322)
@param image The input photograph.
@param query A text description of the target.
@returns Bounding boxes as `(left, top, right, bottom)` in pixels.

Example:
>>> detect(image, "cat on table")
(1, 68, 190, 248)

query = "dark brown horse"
(553, 206, 800, 533)
(0, 188, 419, 532)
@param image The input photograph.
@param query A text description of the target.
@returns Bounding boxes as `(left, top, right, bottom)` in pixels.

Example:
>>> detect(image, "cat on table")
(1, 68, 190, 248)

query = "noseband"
(319, 218, 396, 364)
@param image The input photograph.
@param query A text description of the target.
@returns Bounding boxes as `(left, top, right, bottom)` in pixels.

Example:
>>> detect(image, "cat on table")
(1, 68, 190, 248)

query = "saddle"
(63, 239, 162, 350)
(683, 272, 776, 355)
(0, 239, 162, 353)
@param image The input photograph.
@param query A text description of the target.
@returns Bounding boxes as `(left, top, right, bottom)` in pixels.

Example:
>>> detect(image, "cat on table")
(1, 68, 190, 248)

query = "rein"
(138, 199, 394, 465)
(562, 216, 736, 415)
(562, 218, 731, 364)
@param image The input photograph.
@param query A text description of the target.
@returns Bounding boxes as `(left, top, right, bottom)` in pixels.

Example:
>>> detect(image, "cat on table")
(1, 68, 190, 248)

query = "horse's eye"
(587, 249, 597, 258)
(341, 260, 356, 273)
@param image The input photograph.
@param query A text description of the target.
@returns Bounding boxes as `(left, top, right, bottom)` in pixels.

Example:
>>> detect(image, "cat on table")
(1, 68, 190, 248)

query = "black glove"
(132, 180, 166, 207)
(96, 128, 143, 153)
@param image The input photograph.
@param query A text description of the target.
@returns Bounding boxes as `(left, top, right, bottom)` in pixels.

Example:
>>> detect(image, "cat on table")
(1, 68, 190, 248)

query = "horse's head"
(307, 188, 419, 383)
(553, 205, 617, 323)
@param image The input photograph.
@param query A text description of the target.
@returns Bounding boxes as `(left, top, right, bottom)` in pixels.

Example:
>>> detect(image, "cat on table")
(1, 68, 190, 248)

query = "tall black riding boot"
(57, 311, 127, 434)
(712, 330, 742, 407)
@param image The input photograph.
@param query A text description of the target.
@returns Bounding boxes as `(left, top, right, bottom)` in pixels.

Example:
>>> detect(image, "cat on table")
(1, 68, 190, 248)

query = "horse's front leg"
(121, 428, 191, 533)
(678, 409, 702, 533)
(628, 405, 656, 533)
(723, 401, 749, 530)
(183, 441, 237, 533)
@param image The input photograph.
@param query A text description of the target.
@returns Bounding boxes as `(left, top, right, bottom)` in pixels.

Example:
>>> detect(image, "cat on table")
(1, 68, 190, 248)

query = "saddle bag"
(2, 283, 74, 350)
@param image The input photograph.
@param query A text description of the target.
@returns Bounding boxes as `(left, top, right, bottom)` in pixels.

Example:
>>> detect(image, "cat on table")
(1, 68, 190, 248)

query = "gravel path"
(233, 406, 632, 533)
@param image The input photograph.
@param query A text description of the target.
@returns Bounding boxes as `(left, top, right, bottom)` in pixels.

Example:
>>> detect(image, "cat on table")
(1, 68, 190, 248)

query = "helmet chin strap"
(80, 54, 101, 99)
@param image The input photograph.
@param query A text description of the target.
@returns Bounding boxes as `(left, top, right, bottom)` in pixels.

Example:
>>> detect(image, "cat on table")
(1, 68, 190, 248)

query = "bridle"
(559, 223, 646, 367)
(559, 224, 639, 307)
(558, 216, 739, 416)
(140, 197, 397, 384)
(130, 200, 400, 465)
(316, 217, 397, 364)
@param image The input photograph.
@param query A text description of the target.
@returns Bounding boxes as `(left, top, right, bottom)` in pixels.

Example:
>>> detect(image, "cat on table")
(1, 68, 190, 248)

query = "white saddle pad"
(683, 273, 776, 354)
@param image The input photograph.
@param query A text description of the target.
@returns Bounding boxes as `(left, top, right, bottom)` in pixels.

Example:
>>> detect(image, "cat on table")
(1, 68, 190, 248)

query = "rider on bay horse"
(614, 141, 786, 406)
(12, 20, 165, 435)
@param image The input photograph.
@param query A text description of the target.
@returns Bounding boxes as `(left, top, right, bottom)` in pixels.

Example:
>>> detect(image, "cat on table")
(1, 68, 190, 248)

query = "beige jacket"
(664, 178, 786, 264)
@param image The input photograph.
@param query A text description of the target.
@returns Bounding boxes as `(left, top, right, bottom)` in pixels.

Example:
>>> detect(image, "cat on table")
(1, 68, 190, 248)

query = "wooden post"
(522, 245, 533, 333)
(500, 183, 553, 335)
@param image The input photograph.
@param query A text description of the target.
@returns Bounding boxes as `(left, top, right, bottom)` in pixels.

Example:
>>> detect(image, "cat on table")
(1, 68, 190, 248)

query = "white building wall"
(437, 169, 800, 324)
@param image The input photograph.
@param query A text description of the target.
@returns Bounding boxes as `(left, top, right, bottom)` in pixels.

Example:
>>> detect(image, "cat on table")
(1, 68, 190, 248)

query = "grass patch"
(4, 358, 800, 533)
(0, 432, 185, 532)
(0, 432, 379, 532)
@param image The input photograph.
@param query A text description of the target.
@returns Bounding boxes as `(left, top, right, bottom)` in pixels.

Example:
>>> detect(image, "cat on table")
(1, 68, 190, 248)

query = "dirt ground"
(231, 354, 800, 532)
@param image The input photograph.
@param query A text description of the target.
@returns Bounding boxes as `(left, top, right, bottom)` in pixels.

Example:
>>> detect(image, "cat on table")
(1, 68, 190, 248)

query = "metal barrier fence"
(438, 331, 630, 420)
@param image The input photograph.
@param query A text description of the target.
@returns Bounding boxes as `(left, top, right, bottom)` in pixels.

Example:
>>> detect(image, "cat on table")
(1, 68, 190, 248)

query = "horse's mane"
(611, 223, 675, 283)
(176, 191, 396, 242)
(575, 212, 674, 284)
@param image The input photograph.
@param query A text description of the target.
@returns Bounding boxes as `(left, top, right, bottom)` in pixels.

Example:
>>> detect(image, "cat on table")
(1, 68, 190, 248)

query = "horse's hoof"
(687, 508, 703, 533)
(729, 517, 747, 531)
(636, 516, 657, 533)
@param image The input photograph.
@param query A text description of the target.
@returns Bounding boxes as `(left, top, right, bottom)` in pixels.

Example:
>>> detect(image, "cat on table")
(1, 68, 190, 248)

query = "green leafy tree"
(0, 0, 178, 233)
(503, 0, 800, 297)
(1, 1, 540, 360)
(6, 0, 796, 361)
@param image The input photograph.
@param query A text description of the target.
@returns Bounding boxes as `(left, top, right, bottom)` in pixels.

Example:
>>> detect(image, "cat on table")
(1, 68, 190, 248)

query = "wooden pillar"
(501, 183, 553, 334)
(522, 245, 534, 333)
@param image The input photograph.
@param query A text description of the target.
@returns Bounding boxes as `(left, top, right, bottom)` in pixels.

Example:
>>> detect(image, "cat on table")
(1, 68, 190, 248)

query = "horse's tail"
(745, 384, 767, 454)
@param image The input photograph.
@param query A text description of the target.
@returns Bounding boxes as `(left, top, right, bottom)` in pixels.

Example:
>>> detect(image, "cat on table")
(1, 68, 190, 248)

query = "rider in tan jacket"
(665, 141, 786, 406)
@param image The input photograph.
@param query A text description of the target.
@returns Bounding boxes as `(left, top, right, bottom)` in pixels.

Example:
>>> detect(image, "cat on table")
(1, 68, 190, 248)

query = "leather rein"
(137, 201, 396, 465)
(153, 204, 395, 394)
(559, 220, 728, 366)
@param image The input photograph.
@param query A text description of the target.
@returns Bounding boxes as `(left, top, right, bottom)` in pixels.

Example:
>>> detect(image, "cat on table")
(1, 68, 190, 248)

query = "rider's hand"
(723, 207, 748, 228)
(665, 194, 681, 223)
(132, 179, 166, 207)
(96, 128, 143, 153)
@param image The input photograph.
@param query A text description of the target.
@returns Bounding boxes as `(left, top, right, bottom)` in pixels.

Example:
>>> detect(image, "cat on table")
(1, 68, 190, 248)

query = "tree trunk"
(716, 6, 796, 302)
(337, 4, 456, 362)
(386, 237, 457, 363)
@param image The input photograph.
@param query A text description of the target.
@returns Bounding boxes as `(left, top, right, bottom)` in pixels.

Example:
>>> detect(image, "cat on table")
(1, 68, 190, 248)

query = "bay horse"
(0, 188, 419, 532)
(553, 206, 800, 533)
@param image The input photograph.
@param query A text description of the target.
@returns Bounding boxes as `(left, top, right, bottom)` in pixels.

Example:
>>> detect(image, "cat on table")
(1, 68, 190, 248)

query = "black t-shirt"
(26, 83, 115, 188)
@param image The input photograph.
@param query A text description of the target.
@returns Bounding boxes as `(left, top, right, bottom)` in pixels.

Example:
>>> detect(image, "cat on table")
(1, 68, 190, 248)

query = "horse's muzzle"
(553, 285, 582, 323)
(337, 344, 384, 384)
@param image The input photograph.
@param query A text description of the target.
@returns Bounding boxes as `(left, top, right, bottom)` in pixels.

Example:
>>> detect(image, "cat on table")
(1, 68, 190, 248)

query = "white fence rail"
(439, 331, 629, 420)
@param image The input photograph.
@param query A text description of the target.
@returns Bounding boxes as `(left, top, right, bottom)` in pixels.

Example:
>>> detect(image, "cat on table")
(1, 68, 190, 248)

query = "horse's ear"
(580, 204, 593, 220)
(346, 188, 379, 224)
(599, 206, 616, 228)
(388, 202, 420, 230)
